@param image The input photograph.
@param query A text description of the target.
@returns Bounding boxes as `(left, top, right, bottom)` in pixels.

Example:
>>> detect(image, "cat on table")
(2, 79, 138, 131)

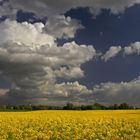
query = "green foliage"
(0, 102, 138, 111)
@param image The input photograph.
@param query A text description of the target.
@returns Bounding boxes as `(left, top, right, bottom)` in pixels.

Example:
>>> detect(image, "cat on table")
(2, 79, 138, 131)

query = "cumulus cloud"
(0, 0, 140, 106)
(54, 67, 84, 79)
(101, 41, 140, 59)
(92, 76, 140, 106)
(44, 15, 84, 39)
(101, 46, 122, 61)
(41, 81, 92, 98)
(0, 19, 55, 46)
(0, 19, 96, 105)
(0, 1, 84, 40)
(124, 41, 140, 55)
(0, 88, 9, 96)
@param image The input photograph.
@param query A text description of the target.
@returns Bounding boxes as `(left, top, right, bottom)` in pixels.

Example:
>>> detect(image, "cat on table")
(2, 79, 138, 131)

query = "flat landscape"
(0, 110, 140, 140)
(0, 1, 140, 140)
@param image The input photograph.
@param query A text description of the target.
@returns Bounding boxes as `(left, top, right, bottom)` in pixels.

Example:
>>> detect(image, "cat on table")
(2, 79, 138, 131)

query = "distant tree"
(0, 105, 7, 110)
(63, 102, 74, 110)
(0, 102, 138, 111)
(119, 103, 130, 109)
(93, 103, 106, 110)
(110, 104, 119, 110)
(81, 105, 86, 110)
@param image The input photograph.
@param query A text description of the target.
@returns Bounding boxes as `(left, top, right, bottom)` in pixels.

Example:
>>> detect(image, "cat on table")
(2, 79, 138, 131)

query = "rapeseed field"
(0, 110, 140, 140)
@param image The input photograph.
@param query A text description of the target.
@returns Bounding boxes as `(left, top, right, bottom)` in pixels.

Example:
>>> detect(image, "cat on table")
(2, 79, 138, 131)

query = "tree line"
(0, 102, 139, 111)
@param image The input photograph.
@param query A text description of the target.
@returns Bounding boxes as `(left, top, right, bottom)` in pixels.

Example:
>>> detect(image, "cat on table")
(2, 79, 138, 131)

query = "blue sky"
(0, 0, 140, 106)
(66, 6, 140, 85)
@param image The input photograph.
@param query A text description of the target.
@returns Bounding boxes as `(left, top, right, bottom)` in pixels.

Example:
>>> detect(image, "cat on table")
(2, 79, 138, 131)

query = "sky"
(0, 0, 140, 106)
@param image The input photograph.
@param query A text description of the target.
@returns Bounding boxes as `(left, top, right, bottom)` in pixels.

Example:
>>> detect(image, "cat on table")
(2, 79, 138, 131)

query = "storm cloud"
(0, 19, 96, 104)
(1, 0, 140, 18)
(0, 0, 140, 106)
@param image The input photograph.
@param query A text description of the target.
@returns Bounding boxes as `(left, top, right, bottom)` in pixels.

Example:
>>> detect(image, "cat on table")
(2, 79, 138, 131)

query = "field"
(0, 110, 140, 140)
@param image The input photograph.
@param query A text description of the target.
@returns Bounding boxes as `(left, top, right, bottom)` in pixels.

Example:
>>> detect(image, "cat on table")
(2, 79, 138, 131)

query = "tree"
(63, 102, 74, 110)
(119, 103, 130, 109)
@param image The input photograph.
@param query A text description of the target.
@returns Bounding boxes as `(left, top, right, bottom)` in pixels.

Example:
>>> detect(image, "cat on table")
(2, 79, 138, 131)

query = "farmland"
(0, 110, 140, 140)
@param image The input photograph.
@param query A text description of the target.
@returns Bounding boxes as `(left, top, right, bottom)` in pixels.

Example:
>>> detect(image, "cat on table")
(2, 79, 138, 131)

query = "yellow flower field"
(0, 110, 140, 140)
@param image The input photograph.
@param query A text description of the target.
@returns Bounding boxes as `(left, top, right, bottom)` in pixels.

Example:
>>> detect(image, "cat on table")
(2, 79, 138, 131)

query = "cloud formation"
(0, 0, 140, 106)
(0, 89, 9, 96)
(101, 46, 122, 61)
(0, 0, 16, 18)
(2, 0, 138, 17)
(0, 19, 55, 46)
(93, 76, 140, 106)
(124, 42, 140, 55)
(0, 19, 96, 105)
(101, 41, 140, 61)
(44, 15, 84, 39)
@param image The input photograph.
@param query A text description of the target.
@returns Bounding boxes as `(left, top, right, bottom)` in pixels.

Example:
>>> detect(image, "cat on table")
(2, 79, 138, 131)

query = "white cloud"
(54, 67, 84, 79)
(101, 41, 140, 59)
(0, 20, 96, 104)
(0, 15, 83, 42)
(0, 19, 55, 47)
(56, 81, 92, 95)
(41, 81, 92, 97)
(44, 15, 84, 39)
(1, 0, 140, 105)
(0, 89, 9, 96)
(101, 46, 122, 61)
(92, 76, 140, 106)
(124, 42, 140, 55)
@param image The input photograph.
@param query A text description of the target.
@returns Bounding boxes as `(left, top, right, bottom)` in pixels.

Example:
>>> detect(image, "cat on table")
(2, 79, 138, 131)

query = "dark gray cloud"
(0, 20, 96, 105)
(0, 0, 140, 105)
(4, 0, 140, 17)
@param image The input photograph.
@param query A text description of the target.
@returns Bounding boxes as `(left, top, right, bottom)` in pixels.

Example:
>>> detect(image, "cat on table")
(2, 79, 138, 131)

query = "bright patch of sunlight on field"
(0, 110, 140, 140)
